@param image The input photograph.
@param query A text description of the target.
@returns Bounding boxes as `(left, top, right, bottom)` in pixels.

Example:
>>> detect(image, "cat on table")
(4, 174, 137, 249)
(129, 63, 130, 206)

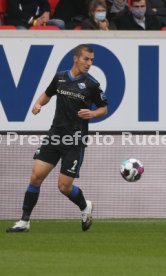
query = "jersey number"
(71, 160, 78, 171)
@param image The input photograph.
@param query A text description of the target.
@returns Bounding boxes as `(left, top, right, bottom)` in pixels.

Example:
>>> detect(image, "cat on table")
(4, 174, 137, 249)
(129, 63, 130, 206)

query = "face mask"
(130, 7, 146, 19)
(94, 11, 106, 21)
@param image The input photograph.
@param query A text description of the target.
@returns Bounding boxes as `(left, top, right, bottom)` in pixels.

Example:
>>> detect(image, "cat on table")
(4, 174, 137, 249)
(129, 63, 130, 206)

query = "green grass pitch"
(0, 220, 166, 276)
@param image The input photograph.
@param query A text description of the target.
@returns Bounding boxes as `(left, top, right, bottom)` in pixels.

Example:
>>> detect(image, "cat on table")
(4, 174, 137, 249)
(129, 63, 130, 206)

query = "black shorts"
(33, 136, 85, 178)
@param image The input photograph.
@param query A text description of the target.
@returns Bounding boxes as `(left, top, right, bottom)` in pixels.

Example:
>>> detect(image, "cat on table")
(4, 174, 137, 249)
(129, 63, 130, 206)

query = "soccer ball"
(120, 159, 144, 182)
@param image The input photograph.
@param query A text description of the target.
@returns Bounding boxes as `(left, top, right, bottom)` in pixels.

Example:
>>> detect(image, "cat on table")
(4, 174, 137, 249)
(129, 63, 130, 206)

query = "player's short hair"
(74, 44, 94, 57)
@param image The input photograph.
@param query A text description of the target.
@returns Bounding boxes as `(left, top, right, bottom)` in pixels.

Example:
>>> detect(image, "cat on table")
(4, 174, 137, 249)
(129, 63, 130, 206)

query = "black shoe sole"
(6, 228, 29, 233)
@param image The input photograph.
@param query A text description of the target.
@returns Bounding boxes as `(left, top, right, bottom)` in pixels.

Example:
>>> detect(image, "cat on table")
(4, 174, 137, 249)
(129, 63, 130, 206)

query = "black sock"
(67, 185, 87, 211)
(21, 184, 40, 221)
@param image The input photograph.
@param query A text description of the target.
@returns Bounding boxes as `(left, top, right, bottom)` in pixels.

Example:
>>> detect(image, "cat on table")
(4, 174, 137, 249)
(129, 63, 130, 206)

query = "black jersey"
(45, 70, 107, 136)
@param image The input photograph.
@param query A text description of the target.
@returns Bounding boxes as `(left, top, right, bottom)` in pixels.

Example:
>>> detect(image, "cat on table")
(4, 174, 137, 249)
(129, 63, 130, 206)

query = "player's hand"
(32, 104, 41, 115)
(78, 109, 96, 119)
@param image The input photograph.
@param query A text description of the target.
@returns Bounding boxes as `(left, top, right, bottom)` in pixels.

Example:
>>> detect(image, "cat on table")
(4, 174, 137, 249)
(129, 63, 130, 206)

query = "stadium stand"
(0, 0, 60, 29)
(0, 0, 165, 30)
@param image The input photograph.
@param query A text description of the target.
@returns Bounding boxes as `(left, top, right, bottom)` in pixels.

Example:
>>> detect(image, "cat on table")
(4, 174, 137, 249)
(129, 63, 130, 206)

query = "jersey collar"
(68, 70, 85, 81)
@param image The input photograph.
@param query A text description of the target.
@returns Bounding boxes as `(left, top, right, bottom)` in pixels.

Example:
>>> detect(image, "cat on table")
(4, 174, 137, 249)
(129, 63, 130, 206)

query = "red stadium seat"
(74, 26, 82, 30)
(127, 0, 131, 6)
(0, 25, 17, 29)
(48, 0, 59, 16)
(30, 25, 60, 30)
(0, 0, 7, 25)
(0, 0, 6, 12)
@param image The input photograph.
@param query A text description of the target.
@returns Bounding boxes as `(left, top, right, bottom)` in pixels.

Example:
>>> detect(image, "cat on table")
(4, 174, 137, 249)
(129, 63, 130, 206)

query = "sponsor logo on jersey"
(57, 89, 85, 100)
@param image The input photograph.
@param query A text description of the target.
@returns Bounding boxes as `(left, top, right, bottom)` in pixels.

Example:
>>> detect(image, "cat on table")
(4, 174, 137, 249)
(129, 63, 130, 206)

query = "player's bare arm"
(78, 106, 108, 119)
(32, 92, 51, 115)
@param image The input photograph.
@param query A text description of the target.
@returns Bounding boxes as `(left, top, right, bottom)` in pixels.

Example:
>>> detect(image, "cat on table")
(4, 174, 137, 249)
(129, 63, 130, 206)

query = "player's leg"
(58, 173, 93, 231)
(58, 173, 87, 210)
(6, 160, 54, 233)
(21, 160, 54, 221)
(59, 147, 93, 231)
(6, 137, 61, 233)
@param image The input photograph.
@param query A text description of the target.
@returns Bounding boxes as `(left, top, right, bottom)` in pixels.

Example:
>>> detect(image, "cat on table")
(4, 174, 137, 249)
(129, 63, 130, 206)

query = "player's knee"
(58, 181, 70, 195)
(30, 170, 44, 185)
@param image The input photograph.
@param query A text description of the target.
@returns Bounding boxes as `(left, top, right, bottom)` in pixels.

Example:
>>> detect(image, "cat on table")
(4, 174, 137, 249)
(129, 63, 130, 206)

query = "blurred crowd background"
(0, 0, 166, 30)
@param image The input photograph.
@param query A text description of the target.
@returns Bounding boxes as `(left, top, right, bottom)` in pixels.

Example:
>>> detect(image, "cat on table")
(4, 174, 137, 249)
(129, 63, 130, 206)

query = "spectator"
(52, 0, 90, 29)
(6, 0, 64, 29)
(113, 0, 161, 30)
(107, 0, 128, 20)
(82, 0, 117, 30)
(147, 0, 166, 27)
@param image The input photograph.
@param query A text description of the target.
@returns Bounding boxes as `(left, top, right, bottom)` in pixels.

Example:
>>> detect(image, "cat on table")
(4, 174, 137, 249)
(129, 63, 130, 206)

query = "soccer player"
(6, 44, 108, 233)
